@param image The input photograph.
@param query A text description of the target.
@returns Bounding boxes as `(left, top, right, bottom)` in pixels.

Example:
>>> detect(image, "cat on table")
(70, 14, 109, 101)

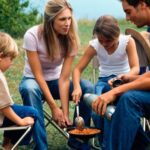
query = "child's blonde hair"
(0, 32, 18, 59)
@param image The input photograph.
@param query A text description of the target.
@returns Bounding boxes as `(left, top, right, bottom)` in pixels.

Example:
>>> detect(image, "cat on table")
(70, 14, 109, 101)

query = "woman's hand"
(51, 106, 66, 128)
(72, 87, 82, 104)
(63, 115, 72, 127)
(92, 91, 116, 116)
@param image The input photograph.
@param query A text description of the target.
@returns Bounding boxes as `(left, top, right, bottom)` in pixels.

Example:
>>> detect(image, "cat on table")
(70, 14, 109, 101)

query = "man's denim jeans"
(106, 90, 150, 150)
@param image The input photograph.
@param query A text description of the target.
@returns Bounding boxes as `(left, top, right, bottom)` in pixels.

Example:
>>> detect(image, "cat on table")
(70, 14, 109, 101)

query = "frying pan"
(67, 126, 101, 141)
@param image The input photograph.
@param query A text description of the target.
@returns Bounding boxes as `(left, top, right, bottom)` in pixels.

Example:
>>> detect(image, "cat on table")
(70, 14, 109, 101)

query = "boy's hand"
(20, 117, 34, 126)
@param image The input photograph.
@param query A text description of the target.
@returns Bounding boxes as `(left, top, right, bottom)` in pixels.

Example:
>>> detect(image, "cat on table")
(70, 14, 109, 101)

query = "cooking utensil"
(75, 104, 85, 130)
(67, 126, 101, 141)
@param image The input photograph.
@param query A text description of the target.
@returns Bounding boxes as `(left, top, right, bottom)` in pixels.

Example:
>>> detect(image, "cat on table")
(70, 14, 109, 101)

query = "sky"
(68, 0, 125, 20)
(30, 0, 125, 20)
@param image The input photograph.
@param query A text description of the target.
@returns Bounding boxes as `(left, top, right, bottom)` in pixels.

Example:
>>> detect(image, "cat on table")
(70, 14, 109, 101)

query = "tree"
(0, 0, 39, 38)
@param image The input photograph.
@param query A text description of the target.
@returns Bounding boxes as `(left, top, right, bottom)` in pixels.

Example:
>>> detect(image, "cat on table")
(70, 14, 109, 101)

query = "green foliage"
(0, 0, 39, 38)
(78, 19, 95, 49)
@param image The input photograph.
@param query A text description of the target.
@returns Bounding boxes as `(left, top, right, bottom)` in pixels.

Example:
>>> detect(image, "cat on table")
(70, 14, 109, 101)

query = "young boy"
(0, 32, 48, 150)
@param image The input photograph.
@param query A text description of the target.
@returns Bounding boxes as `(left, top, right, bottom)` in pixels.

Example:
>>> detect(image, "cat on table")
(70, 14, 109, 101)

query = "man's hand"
(92, 91, 116, 116)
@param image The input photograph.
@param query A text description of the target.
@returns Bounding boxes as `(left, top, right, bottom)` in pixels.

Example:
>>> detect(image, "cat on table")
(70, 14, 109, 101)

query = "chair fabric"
(125, 28, 150, 67)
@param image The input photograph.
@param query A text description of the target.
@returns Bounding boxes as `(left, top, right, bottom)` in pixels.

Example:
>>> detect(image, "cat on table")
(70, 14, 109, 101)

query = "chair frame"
(27, 101, 69, 148)
(43, 108, 69, 139)
(141, 118, 150, 131)
(0, 125, 32, 150)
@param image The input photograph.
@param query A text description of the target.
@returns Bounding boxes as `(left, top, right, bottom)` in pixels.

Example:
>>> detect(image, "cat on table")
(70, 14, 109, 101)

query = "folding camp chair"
(0, 125, 32, 150)
(92, 55, 100, 84)
(27, 101, 69, 148)
(125, 28, 150, 132)
(141, 118, 150, 131)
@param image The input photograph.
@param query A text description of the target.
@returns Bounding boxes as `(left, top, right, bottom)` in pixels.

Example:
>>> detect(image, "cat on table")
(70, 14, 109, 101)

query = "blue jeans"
(94, 75, 116, 95)
(92, 75, 116, 148)
(68, 79, 94, 150)
(106, 90, 150, 150)
(2, 104, 47, 150)
(19, 77, 94, 149)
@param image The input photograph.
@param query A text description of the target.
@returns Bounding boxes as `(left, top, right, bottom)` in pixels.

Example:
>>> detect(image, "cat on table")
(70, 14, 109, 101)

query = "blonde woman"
(19, 0, 94, 149)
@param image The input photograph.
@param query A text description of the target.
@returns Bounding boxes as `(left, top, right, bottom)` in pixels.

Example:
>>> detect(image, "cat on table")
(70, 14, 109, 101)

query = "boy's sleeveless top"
(89, 34, 131, 77)
(0, 71, 14, 125)
(23, 25, 77, 81)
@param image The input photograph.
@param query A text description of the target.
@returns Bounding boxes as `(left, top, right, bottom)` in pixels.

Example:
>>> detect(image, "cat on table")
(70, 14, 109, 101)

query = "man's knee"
(119, 91, 135, 104)
(117, 91, 140, 112)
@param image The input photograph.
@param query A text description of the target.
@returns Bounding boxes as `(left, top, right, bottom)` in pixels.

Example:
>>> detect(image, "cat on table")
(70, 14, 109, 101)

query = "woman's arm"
(1, 106, 34, 126)
(72, 46, 96, 103)
(26, 51, 63, 125)
(26, 51, 57, 109)
(58, 55, 74, 125)
(126, 37, 140, 75)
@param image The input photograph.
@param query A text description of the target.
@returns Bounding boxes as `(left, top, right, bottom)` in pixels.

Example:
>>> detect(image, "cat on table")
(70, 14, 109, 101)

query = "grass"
(3, 19, 149, 149)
